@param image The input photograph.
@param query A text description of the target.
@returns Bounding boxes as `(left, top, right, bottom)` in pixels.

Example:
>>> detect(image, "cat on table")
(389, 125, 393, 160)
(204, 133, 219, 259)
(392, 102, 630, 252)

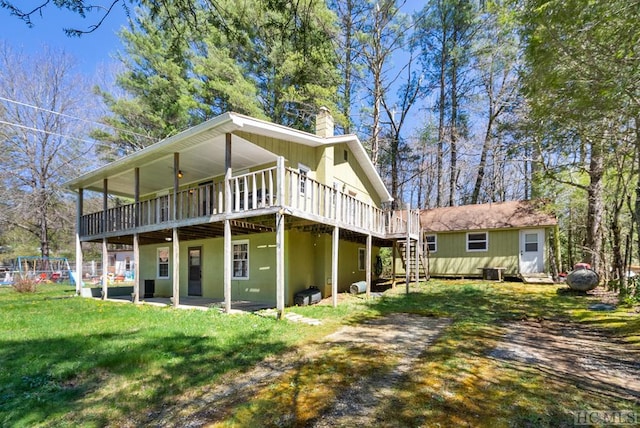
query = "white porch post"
(134, 167, 140, 227)
(75, 189, 83, 295)
(415, 220, 420, 287)
(173, 153, 180, 221)
(102, 238, 108, 300)
(224, 133, 232, 313)
(102, 179, 108, 299)
(366, 234, 372, 299)
(133, 233, 140, 304)
(332, 226, 339, 307)
(133, 167, 140, 304)
(405, 208, 411, 295)
(276, 156, 285, 318)
(172, 228, 179, 307)
(391, 240, 397, 289)
(224, 220, 231, 313)
(332, 184, 341, 308)
(172, 153, 181, 307)
(276, 212, 285, 318)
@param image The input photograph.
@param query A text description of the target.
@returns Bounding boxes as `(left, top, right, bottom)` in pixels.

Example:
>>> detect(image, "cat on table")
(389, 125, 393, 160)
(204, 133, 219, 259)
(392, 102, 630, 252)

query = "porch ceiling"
(67, 111, 393, 203)
(78, 133, 277, 198)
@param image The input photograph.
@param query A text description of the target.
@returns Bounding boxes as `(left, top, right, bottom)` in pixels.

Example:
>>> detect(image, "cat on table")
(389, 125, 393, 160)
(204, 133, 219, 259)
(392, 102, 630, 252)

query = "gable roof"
(65, 112, 392, 203)
(420, 200, 557, 233)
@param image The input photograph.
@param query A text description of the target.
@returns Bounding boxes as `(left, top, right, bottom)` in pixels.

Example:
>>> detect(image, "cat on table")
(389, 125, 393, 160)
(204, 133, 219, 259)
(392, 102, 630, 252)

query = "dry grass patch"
(215, 345, 396, 427)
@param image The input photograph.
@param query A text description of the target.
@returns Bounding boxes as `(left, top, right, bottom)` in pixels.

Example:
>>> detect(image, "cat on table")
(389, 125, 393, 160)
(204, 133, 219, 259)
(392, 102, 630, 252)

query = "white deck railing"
(80, 164, 416, 238)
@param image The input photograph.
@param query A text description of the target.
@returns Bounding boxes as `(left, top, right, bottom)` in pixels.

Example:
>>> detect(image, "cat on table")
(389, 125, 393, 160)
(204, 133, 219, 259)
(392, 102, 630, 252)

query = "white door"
(519, 229, 544, 274)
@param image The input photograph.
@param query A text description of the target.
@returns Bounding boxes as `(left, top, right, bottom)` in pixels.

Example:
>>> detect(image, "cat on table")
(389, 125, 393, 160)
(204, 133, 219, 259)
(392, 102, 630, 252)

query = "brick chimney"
(315, 107, 334, 138)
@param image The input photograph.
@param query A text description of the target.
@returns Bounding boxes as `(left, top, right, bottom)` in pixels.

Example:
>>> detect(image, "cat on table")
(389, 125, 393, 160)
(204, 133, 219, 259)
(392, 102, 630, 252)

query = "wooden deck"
(79, 165, 421, 242)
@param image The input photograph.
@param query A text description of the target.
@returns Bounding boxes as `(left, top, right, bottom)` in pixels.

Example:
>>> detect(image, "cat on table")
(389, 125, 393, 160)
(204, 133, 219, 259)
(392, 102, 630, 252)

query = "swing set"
(3, 256, 72, 284)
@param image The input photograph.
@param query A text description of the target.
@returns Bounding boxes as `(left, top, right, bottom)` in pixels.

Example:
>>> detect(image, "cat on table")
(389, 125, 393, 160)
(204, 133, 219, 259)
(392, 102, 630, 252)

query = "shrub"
(13, 279, 37, 293)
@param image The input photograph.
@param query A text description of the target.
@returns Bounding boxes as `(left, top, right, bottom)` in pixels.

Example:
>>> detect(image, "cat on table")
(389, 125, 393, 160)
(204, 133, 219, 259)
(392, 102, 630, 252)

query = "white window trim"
(157, 247, 170, 279)
(426, 234, 437, 253)
(358, 247, 366, 271)
(232, 239, 250, 280)
(466, 231, 488, 252)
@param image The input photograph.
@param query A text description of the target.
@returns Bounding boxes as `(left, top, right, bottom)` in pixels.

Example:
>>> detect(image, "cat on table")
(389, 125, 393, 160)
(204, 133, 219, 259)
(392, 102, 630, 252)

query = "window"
(125, 256, 131, 271)
(426, 235, 437, 253)
(524, 233, 539, 252)
(298, 164, 310, 195)
(344, 149, 348, 161)
(157, 247, 170, 279)
(232, 240, 249, 279)
(358, 248, 366, 271)
(467, 232, 488, 252)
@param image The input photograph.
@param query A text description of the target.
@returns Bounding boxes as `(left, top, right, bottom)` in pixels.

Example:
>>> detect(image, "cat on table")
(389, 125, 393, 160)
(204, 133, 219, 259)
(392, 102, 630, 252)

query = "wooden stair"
(397, 238, 428, 281)
(520, 273, 555, 284)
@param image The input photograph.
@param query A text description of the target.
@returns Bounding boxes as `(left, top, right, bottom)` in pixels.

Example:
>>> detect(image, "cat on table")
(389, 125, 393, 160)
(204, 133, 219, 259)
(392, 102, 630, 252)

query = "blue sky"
(2, 4, 129, 75)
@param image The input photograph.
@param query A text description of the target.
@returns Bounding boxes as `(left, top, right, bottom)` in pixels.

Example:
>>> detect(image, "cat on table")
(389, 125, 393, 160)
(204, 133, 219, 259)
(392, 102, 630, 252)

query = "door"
(188, 247, 202, 296)
(519, 229, 544, 274)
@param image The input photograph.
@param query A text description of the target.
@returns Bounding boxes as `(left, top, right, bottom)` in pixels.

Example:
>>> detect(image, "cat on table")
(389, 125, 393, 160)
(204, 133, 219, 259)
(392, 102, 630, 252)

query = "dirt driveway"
(489, 319, 640, 402)
(144, 313, 639, 427)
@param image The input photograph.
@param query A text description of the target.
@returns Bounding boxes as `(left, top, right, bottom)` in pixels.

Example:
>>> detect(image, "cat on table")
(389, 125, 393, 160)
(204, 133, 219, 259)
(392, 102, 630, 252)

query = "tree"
(1, 0, 131, 35)
(0, 43, 97, 257)
(94, 0, 341, 156)
(380, 46, 424, 205)
(358, 0, 408, 168)
(521, 0, 640, 274)
(328, 0, 370, 134)
(250, 0, 342, 131)
(469, 0, 520, 204)
(92, 4, 198, 159)
(417, 0, 477, 207)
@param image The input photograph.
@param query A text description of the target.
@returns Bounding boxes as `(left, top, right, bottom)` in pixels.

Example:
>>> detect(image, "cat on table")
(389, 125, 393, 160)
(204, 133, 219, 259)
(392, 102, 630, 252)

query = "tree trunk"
(635, 119, 640, 274)
(436, 28, 447, 208)
(370, 8, 384, 168)
(584, 135, 604, 273)
(449, 52, 458, 207)
(341, 0, 355, 134)
(472, 113, 494, 204)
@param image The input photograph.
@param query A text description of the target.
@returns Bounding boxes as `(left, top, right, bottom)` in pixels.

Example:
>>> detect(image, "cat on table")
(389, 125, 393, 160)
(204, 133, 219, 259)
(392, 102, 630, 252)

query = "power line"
(0, 120, 108, 148)
(0, 96, 155, 141)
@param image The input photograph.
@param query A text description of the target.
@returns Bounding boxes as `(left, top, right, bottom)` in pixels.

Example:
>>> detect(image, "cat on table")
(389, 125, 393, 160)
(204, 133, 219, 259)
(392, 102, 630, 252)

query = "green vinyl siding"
(140, 233, 277, 302)
(139, 230, 380, 306)
(429, 230, 519, 276)
(285, 230, 381, 303)
(425, 228, 551, 277)
(429, 230, 520, 276)
(235, 131, 319, 180)
(332, 143, 381, 206)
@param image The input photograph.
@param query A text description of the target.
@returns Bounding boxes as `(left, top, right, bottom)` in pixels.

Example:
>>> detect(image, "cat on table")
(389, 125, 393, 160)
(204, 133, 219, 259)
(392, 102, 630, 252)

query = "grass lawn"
(0, 281, 638, 427)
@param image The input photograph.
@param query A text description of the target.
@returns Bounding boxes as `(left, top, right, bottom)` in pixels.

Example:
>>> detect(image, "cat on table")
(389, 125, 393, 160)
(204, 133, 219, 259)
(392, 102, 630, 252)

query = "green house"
(66, 109, 421, 314)
(420, 201, 558, 280)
